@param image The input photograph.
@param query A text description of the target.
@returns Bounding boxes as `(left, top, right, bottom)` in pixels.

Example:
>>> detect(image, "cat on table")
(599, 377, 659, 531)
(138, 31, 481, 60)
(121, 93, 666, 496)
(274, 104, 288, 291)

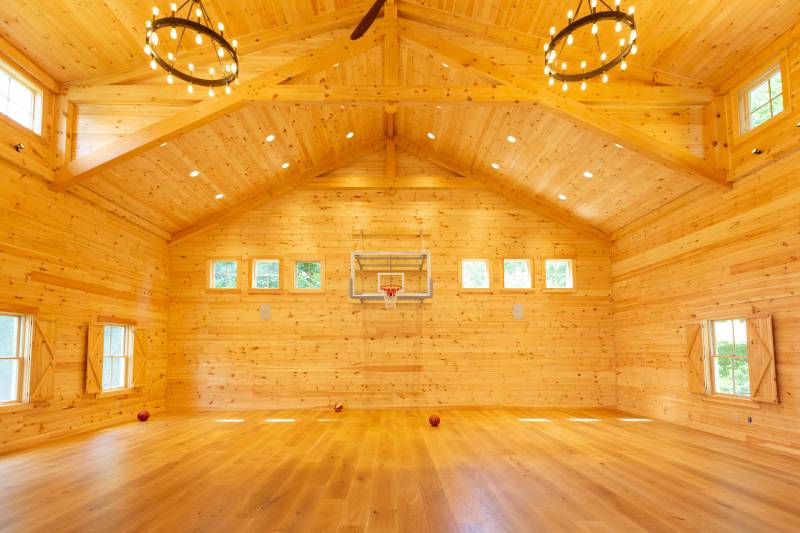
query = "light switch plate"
(513, 304, 524, 320)
(260, 304, 271, 321)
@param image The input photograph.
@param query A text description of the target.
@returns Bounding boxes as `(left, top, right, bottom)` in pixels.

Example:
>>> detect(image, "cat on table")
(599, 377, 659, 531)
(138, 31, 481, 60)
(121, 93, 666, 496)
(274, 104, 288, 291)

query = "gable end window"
(0, 60, 43, 135)
(741, 66, 784, 133)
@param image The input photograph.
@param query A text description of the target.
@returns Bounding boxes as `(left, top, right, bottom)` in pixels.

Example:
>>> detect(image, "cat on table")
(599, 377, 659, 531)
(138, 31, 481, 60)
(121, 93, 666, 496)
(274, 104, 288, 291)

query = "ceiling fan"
(351, 0, 386, 40)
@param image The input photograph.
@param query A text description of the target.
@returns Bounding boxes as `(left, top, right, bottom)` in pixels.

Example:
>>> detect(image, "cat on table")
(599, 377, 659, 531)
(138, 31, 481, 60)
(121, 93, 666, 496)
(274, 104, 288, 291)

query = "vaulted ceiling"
(2, 0, 797, 244)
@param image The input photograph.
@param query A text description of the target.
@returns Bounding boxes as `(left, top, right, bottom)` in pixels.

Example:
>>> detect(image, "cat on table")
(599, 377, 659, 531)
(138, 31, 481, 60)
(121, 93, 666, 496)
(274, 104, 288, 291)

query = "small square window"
(709, 319, 750, 398)
(252, 259, 280, 290)
(503, 259, 532, 289)
(210, 260, 238, 289)
(294, 261, 322, 290)
(101, 324, 133, 391)
(461, 259, 490, 289)
(545, 259, 574, 289)
(742, 66, 784, 133)
(0, 61, 43, 134)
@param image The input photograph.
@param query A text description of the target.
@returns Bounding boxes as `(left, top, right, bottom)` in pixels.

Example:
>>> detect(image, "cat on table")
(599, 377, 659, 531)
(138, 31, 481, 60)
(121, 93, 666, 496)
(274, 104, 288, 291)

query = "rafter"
(396, 1, 709, 90)
(170, 139, 386, 243)
(400, 20, 730, 192)
(51, 23, 385, 192)
(66, 83, 712, 107)
(64, 5, 368, 88)
(397, 138, 611, 245)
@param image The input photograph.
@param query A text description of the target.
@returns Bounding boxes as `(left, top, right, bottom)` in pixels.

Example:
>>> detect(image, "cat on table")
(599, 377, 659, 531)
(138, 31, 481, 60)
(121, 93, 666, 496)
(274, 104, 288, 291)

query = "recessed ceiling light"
(346, 131, 355, 139)
(332, 63, 340, 68)
(281, 162, 290, 169)
(491, 162, 501, 170)
(583, 170, 594, 178)
(159, 142, 168, 147)
(215, 193, 224, 200)
(189, 170, 200, 177)
(751, 148, 763, 155)
(558, 194, 568, 201)
(441, 62, 449, 68)
(265, 134, 276, 142)
(427, 132, 436, 140)
(614, 142, 624, 149)
(507, 135, 517, 143)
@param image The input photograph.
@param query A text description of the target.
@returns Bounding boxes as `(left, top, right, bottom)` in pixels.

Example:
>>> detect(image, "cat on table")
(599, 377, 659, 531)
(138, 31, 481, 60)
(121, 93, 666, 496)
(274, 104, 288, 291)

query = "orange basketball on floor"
(137, 410, 150, 422)
(334, 403, 344, 412)
(429, 414, 440, 427)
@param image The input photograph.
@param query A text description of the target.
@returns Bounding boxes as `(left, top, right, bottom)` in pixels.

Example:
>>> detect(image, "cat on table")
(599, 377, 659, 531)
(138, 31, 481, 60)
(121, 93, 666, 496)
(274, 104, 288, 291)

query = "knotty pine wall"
(0, 161, 170, 454)
(167, 151, 615, 409)
(612, 153, 800, 451)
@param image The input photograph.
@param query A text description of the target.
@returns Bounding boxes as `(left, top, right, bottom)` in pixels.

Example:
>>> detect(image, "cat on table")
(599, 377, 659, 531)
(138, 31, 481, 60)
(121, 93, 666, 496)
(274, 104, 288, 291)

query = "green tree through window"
(295, 261, 322, 289)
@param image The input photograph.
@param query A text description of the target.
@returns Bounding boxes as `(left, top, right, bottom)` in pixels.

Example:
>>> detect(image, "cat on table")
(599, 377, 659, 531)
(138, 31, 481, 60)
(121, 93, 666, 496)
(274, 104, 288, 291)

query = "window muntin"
(294, 261, 322, 289)
(743, 67, 784, 132)
(461, 259, 490, 289)
(709, 319, 750, 398)
(210, 260, 238, 289)
(503, 259, 532, 289)
(0, 313, 32, 404)
(545, 259, 574, 289)
(0, 62, 43, 134)
(252, 259, 280, 289)
(102, 324, 133, 391)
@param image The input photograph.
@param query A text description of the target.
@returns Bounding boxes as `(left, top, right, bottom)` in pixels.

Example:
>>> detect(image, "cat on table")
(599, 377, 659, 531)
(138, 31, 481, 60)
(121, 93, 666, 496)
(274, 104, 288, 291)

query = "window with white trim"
(0, 61, 43, 134)
(101, 324, 134, 391)
(210, 260, 238, 289)
(741, 66, 784, 133)
(708, 319, 750, 398)
(0, 313, 33, 404)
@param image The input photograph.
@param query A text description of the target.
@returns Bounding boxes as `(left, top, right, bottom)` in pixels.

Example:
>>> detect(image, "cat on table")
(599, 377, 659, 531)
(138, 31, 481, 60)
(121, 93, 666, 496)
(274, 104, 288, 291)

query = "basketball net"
(381, 285, 401, 309)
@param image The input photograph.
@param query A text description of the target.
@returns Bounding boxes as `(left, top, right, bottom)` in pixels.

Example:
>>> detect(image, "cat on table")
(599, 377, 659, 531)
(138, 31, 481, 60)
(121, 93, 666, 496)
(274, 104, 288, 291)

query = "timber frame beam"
(50, 22, 386, 192)
(399, 19, 730, 192)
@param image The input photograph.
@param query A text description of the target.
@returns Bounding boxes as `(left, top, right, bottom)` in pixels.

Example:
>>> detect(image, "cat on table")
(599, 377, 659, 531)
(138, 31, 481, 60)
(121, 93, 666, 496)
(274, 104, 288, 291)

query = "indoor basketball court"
(1, 0, 799, 531)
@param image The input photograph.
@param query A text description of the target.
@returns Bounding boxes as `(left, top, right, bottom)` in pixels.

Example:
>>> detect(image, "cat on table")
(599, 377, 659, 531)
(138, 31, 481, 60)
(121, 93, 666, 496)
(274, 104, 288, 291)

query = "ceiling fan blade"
(350, 0, 386, 40)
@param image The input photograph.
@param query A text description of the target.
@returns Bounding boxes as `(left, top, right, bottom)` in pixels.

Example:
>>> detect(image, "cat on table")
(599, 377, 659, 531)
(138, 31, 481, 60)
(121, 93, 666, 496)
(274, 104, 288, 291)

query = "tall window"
(252, 259, 280, 289)
(461, 259, 490, 289)
(0, 61, 43, 134)
(210, 260, 238, 289)
(709, 319, 750, 398)
(294, 261, 322, 289)
(102, 324, 133, 391)
(742, 66, 783, 133)
(503, 259, 532, 289)
(545, 259, 574, 289)
(0, 313, 33, 404)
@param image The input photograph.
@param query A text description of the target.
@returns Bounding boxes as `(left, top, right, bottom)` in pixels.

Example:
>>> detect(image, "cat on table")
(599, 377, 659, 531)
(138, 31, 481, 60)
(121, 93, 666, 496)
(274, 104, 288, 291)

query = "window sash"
(294, 261, 322, 289)
(252, 260, 280, 289)
(210, 260, 238, 289)
(0, 62, 42, 134)
(0, 313, 32, 404)
(503, 259, 532, 289)
(710, 355, 750, 398)
(545, 259, 574, 289)
(461, 260, 490, 289)
(100, 324, 133, 391)
(743, 67, 783, 132)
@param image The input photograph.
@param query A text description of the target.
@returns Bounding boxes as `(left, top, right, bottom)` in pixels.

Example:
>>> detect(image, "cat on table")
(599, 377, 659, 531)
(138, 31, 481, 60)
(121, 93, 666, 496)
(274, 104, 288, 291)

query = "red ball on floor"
(137, 410, 150, 422)
(428, 414, 440, 427)
(334, 403, 344, 412)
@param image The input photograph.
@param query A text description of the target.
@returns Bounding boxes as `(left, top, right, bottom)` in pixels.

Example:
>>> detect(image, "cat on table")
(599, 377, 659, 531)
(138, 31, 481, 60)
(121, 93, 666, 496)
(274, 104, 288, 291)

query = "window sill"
(96, 387, 139, 399)
(248, 288, 283, 295)
(205, 288, 241, 294)
(701, 395, 761, 409)
(542, 288, 576, 293)
(458, 289, 494, 294)
(0, 401, 34, 414)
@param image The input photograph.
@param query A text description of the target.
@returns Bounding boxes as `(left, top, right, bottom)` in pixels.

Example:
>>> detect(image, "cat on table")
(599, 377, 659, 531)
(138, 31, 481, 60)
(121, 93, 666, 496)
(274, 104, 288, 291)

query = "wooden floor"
(1, 408, 799, 533)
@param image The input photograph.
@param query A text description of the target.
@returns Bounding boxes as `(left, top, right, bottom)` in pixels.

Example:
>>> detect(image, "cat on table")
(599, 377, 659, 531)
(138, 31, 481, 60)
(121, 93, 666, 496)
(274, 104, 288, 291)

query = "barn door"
(685, 323, 706, 394)
(747, 315, 778, 403)
(29, 319, 56, 401)
(133, 329, 148, 388)
(85, 325, 104, 394)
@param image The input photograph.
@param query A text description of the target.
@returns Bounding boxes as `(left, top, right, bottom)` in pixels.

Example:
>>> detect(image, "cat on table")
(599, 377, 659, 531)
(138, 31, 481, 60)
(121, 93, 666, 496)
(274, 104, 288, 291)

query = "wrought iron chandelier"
(144, 0, 240, 97)
(544, 0, 638, 92)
